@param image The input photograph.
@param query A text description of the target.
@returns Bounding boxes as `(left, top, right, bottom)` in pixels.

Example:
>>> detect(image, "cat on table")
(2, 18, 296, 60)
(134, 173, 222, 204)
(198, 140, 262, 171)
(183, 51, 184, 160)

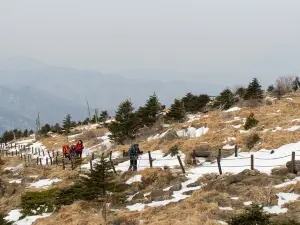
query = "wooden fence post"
(56, 156, 58, 165)
(291, 152, 296, 173)
(251, 155, 254, 170)
(90, 160, 93, 172)
(62, 158, 65, 170)
(177, 155, 185, 174)
(50, 157, 53, 165)
(39, 158, 42, 165)
(218, 148, 222, 159)
(192, 150, 196, 165)
(42, 150, 45, 156)
(46, 158, 48, 165)
(148, 151, 153, 168)
(92, 153, 95, 160)
(109, 151, 116, 173)
(38, 149, 40, 156)
(36, 157, 39, 165)
(52, 151, 54, 158)
(217, 157, 222, 175)
(235, 145, 238, 157)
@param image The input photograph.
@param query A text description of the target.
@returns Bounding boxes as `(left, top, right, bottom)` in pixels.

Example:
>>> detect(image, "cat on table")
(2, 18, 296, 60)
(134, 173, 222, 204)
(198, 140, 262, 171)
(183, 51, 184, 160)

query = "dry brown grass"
(140, 168, 174, 187)
(32, 201, 105, 225)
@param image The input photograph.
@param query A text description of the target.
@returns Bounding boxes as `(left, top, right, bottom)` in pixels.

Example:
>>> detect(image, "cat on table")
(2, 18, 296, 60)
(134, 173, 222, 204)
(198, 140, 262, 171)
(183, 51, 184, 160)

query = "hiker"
(75, 140, 84, 158)
(70, 145, 77, 160)
(62, 145, 71, 160)
(128, 144, 142, 171)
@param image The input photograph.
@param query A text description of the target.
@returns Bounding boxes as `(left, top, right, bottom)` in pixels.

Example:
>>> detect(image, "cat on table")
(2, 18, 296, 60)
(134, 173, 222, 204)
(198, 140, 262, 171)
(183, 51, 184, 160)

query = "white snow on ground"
(29, 178, 61, 188)
(126, 175, 142, 184)
(225, 107, 241, 112)
(289, 118, 300, 122)
(187, 114, 201, 123)
(13, 213, 52, 225)
(176, 127, 209, 138)
(4, 164, 23, 172)
(68, 132, 83, 139)
(286, 125, 300, 132)
(274, 177, 300, 189)
(222, 144, 235, 150)
(111, 151, 122, 160)
(115, 150, 185, 172)
(244, 201, 253, 206)
(126, 180, 201, 211)
(231, 197, 239, 200)
(9, 179, 22, 184)
(263, 193, 300, 214)
(189, 141, 300, 176)
(147, 129, 171, 141)
(219, 207, 233, 211)
(232, 124, 243, 129)
(4, 209, 22, 222)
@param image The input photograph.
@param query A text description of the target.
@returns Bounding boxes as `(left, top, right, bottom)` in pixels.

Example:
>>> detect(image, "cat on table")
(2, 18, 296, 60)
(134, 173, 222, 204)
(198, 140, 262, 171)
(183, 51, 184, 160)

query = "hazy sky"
(1, 0, 300, 81)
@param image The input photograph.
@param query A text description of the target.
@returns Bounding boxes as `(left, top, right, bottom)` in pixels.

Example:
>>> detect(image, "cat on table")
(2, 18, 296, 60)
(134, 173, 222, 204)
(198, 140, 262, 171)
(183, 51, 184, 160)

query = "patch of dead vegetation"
(32, 201, 105, 225)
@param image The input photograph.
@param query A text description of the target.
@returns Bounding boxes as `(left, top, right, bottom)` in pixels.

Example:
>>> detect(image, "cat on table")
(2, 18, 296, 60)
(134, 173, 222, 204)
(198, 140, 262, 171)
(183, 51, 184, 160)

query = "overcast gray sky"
(1, 0, 300, 82)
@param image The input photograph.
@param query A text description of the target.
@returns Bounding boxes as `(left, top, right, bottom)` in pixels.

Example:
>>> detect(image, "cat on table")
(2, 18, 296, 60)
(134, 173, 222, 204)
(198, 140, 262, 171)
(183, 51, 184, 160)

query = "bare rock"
(187, 180, 200, 188)
(286, 160, 300, 173)
(271, 167, 289, 176)
(287, 173, 297, 180)
(132, 192, 145, 201)
(149, 189, 173, 201)
(170, 183, 182, 192)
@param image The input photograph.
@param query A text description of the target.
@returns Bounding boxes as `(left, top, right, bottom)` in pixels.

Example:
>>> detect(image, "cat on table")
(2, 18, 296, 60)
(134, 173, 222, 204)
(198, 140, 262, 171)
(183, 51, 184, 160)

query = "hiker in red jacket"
(75, 140, 84, 158)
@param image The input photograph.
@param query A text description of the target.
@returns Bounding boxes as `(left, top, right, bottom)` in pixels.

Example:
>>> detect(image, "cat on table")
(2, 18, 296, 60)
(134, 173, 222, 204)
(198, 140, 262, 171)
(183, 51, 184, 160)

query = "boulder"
(287, 173, 297, 180)
(170, 183, 182, 192)
(132, 192, 145, 201)
(192, 145, 211, 158)
(149, 189, 173, 201)
(187, 180, 201, 188)
(286, 160, 300, 173)
(271, 166, 289, 176)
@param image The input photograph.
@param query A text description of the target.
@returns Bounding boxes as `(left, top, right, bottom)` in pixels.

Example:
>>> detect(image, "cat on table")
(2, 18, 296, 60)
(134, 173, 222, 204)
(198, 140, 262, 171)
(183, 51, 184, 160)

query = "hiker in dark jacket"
(128, 144, 141, 171)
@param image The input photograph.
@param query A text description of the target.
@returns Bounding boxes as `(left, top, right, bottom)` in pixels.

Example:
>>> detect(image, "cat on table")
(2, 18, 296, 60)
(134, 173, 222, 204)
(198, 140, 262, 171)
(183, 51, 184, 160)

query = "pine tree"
(40, 124, 51, 135)
(79, 155, 118, 201)
(166, 99, 186, 122)
(29, 130, 34, 135)
(292, 76, 300, 91)
(235, 87, 247, 98)
(52, 123, 62, 134)
(108, 100, 140, 144)
(267, 85, 275, 93)
(63, 114, 72, 134)
(244, 78, 264, 100)
(138, 93, 161, 127)
(99, 111, 109, 122)
(23, 129, 28, 137)
(213, 88, 235, 110)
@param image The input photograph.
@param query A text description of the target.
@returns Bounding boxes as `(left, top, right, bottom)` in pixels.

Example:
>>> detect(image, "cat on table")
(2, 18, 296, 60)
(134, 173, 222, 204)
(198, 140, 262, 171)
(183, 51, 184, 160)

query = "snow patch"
(225, 107, 241, 112)
(126, 175, 142, 184)
(29, 178, 61, 188)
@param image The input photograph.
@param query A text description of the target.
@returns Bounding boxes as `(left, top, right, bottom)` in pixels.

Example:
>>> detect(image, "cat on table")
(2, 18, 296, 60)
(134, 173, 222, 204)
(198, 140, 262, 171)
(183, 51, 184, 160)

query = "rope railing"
(1, 144, 300, 175)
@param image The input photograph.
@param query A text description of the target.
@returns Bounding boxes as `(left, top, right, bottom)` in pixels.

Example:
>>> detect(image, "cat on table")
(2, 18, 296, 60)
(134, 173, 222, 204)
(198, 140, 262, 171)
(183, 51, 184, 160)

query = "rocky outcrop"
(286, 160, 300, 173)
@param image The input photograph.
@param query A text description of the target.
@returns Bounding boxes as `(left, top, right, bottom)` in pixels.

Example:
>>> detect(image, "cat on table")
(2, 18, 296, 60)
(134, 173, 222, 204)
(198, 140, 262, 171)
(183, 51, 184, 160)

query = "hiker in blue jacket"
(128, 144, 142, 171)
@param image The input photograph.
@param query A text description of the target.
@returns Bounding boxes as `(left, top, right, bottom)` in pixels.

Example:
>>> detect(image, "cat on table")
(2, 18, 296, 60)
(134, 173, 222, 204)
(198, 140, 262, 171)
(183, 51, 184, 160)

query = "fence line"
(1, 144, 300, 175)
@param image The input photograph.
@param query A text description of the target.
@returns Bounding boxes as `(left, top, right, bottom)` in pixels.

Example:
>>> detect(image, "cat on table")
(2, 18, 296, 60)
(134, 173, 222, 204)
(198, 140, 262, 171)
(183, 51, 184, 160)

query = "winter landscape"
(2, 1, 300, 224)
(2, 76, 300, 225)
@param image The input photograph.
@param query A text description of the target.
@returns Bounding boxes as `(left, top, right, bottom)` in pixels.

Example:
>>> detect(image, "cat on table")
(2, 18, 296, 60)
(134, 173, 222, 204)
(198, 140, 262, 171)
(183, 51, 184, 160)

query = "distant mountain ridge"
(0, 57, 224, 132)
